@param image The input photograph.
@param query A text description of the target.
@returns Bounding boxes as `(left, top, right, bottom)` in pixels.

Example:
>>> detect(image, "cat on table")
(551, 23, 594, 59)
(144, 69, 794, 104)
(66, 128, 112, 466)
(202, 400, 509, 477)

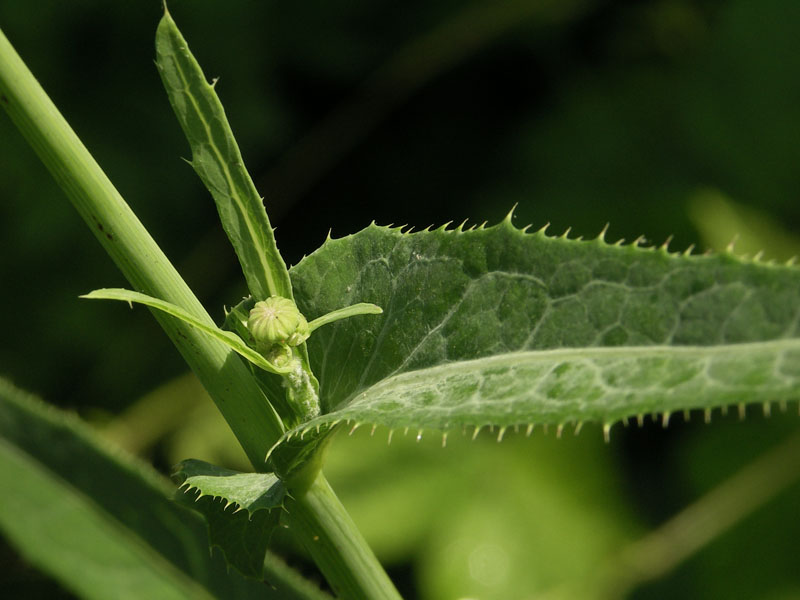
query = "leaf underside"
(279, 219, 800, 440)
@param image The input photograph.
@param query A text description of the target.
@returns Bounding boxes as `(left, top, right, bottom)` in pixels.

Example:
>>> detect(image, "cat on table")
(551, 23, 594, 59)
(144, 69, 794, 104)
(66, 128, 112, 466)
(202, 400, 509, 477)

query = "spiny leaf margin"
(274, 217, 800, 444)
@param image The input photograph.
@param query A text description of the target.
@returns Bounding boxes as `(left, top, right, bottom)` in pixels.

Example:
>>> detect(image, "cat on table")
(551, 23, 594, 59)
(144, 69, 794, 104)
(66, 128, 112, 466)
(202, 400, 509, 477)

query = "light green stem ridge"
(0, 25, 283, 468)
(287, 474, 403, 600)
(155, 8, 292, 302)
(82, 289, 292, 375)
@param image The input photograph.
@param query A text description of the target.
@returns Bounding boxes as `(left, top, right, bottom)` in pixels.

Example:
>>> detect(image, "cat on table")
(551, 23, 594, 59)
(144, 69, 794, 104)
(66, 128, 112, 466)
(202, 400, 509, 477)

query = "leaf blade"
(284, 221, 800, 435)
(154, 9, 291, 301)
(173, 460, 286, 579)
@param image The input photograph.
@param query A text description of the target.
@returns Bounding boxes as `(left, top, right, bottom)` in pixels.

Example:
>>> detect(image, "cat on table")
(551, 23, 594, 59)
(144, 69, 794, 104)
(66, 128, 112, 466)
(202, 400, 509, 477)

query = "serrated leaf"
(155, 9, 292, 301)
(0, 378, 327, 600)
(280, 220, 800, 438)
(174, 459, 285, 515)
(172, 460, 285, 578)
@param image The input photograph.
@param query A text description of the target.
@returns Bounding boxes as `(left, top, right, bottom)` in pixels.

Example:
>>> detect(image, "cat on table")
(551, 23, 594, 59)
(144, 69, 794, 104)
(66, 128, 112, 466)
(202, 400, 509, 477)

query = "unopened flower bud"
(248, 296, 310, 348)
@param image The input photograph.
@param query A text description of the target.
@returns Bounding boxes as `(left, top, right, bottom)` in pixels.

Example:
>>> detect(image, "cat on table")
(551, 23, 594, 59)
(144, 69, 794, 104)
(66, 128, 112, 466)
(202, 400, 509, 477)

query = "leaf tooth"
(573, 421, 583, 436)
(704, 407, 712, 423)
(662, 411, 671, 428)
(753, 250, 765, 262)
(416, 430, 423, 442)
(659, 235, 674, 253)
(738, 403, 746, 420)
(535, 223, 551, 237)
(560, 226, 572, 240)
(721, 405, 729, 416)
(636, 414, 645, 427)
(403, 427, 409, 436)
(348, 423, 360, 436)
(762, 402, 772, 417)
(613, 237, 625, 247)
(683, 409, 691, 422)
(387, 429, 394, 444)
(682, 244, 695, 257)
(526, 423, 534, 436)
(503, 205, 517, 224)
(786, 256, 797, 266)
(632, 234, 647, 247)
(455, 219, 469, 232)
(520, 223, 533, 233)
(621, 416, 629, 427)
(435, 221, 453, 232)
(603, 423, 612, 443)
(779, 399, 788, 413)
(497, 427, 507, 442)
(472, 425, 482, 441)
(725, 235, 739, 254)
(596, 222, 610, 242)
(370, 424, 377, 436)
(441, 432, 448, 448)
(556, 423, 565, 438)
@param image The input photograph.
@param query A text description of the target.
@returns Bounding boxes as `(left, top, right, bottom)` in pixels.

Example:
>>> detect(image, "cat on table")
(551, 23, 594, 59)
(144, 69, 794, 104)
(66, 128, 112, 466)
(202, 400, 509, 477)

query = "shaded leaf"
(0, 378, 327, 599)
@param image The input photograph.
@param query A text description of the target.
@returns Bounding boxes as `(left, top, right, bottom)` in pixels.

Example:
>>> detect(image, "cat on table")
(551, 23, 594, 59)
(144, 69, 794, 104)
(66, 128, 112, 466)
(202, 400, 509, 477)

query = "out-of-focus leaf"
(0, 378, 327, 600)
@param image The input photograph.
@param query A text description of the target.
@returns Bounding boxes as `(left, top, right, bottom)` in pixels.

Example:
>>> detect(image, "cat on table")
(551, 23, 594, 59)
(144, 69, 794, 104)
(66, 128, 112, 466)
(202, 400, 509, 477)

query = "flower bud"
(248, 296, 310, 348)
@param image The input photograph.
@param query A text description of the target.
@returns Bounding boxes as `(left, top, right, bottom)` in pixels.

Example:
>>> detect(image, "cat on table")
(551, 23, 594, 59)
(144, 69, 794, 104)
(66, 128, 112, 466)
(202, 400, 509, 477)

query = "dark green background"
(1, 1, 799, 598)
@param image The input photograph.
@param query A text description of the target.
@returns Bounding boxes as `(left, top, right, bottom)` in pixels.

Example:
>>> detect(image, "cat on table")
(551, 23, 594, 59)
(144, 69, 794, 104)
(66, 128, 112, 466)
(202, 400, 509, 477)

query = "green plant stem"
(0, 27, 283, 465)
(0, 25, 400, 598)
(285, 473, 402, 600)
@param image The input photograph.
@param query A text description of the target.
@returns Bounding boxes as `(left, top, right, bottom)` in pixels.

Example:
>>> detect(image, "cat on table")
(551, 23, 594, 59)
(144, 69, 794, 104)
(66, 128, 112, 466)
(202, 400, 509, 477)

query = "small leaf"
(82, 288, 291, 375)
(173, 459, 286, 579)
(281, 220, 800, 437)
(155, 9, 292, 302)
(173, 459, 285, 516)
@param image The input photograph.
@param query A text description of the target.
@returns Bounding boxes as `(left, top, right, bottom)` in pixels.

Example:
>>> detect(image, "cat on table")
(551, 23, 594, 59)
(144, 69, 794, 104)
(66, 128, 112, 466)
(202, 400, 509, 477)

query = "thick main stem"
(286, 473, 402, 600)
(0, 24, 283, 468)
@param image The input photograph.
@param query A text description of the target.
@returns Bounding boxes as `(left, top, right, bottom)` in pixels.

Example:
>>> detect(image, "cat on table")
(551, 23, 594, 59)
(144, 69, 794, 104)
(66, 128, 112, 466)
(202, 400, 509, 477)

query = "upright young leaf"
(279, 220, 800, 439)
(154, 8, 292, 301)
(0, 379, 328, 600)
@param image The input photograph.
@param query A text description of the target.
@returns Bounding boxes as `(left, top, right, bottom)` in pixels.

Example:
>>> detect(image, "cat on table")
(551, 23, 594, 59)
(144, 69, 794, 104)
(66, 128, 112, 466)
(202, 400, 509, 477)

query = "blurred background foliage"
(1, 0, 800, 598)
